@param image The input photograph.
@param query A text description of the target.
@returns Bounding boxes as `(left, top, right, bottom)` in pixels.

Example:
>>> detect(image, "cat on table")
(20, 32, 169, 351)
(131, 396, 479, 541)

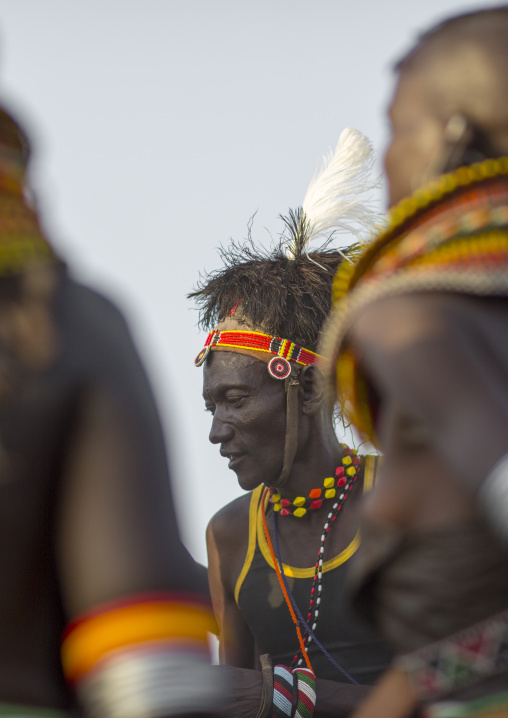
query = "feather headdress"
(286, 128, 380, 259)
(189, 128, 380, 351)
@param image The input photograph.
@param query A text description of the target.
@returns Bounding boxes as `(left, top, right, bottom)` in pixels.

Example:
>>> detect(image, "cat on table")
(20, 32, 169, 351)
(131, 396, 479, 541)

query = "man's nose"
(209, 413, 234, 445)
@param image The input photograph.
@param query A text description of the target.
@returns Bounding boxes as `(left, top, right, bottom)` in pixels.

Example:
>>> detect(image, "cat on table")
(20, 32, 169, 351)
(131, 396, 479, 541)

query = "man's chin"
(235, 471, 264, 492)
(233, 467, 280, 493)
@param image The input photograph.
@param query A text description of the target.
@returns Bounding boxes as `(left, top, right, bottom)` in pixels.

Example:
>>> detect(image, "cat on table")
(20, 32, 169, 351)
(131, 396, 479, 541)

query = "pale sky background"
(0, 0, 499, 563)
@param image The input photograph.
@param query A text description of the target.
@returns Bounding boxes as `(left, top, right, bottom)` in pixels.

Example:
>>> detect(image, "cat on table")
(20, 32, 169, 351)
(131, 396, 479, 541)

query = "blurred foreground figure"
(322, 7, 508, 718)
(0, 105, 224, 717)
(190, 129, 392, 717)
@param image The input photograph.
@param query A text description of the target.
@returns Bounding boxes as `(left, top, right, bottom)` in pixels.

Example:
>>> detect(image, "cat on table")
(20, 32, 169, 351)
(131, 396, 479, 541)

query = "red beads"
(267, 444, 361, 518)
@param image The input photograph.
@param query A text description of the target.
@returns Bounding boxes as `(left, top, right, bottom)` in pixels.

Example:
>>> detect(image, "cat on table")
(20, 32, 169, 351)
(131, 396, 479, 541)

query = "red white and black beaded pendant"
(268, 356, 292, 380)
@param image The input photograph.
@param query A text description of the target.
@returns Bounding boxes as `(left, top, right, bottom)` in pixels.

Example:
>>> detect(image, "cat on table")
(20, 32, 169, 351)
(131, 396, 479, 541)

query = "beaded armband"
(62, 593, 224, 718)
(394, 608, 508, 702)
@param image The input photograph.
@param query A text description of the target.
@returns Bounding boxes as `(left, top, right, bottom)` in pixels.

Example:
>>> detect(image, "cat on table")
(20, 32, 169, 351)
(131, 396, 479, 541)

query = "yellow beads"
(325, 488, 336, 499)
(294, 507, 307, 518)
(323, 477, 335, 489)
(273, 503, 281, 512)
(346, 466, 356, 477)
(343, 456, 352, 465)
(293, 497, 306, 507)
(272, 494, 281, 502)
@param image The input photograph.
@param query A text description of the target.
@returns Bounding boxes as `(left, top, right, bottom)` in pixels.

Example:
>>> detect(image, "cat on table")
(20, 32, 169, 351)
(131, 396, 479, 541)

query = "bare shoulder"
(207, 492, 254, 595)
(207, 493, 253, 554)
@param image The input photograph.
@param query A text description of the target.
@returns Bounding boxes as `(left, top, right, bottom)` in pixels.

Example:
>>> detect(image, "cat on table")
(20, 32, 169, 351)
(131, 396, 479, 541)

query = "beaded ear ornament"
(267, 444, 361, 517)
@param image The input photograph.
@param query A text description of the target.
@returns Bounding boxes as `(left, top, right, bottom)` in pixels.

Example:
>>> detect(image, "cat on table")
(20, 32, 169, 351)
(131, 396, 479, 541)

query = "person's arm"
(56, 289, 223, 717)
(206, 509, 257, 668)
(218, 666, 372, 718)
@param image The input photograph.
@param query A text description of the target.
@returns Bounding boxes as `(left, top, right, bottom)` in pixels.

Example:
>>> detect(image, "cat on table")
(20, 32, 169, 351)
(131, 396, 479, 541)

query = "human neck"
(272, 431, 346, 503)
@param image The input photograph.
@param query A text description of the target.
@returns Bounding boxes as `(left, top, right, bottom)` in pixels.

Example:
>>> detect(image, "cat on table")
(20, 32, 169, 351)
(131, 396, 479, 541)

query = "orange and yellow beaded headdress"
(320, 156, 508, 443)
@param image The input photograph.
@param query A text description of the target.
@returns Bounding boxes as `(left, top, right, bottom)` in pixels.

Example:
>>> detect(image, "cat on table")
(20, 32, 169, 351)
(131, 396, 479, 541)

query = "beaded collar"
(320, 157, 508, 441)
(331, 156, 508, 305)
(267, 444, 361, 517)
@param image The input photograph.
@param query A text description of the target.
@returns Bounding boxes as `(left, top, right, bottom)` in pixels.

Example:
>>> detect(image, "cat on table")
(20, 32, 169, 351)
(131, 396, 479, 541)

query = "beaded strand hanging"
(261, 445, 363, 679)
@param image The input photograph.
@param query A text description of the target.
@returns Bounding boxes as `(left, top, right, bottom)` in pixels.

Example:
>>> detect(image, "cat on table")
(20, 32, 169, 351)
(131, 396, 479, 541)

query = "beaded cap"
(320, 157, 508, 441)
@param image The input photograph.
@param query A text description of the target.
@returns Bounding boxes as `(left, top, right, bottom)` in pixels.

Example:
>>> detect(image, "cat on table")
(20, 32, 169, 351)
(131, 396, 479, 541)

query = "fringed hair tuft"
(189, 230, 361, 351)
(190, 127, 379, 351)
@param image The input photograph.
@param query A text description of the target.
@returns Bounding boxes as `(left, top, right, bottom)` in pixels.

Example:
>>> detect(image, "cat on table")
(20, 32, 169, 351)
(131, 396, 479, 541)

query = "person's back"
(321, 8, 508, 717)
(0, 106, 222, 718)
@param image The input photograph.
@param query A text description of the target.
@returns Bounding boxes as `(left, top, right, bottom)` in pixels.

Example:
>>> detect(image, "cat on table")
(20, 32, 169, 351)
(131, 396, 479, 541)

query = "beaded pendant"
(267, 445, 360, 517)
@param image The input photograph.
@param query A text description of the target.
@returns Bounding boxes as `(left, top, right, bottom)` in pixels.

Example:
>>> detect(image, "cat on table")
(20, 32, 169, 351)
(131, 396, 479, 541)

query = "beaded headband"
(320, 156, 508, 442)
(194, 328, 324, 379)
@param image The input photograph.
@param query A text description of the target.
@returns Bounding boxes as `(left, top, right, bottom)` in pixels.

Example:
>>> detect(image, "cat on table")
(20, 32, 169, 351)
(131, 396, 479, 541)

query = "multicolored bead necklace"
(267, 443, 360, 517)
(292, 449, 362, 667)
(261, 444, 363, 673)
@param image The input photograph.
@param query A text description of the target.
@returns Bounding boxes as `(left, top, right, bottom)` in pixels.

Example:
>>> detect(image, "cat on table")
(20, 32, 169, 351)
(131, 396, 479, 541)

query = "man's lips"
(220, 451, 246, 470)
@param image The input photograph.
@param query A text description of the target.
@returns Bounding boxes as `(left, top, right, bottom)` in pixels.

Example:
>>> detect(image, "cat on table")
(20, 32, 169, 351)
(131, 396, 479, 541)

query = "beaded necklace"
(267, 444, 361, 517)
(261, 445, 362, 676)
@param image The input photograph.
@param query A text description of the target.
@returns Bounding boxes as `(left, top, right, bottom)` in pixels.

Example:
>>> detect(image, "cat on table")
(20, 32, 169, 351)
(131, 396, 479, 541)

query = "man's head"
(385, 6, 508, 207)
(190, 235, 350, 490)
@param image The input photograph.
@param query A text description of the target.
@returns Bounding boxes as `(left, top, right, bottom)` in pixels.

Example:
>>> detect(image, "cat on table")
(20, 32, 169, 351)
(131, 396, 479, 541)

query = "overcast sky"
(0, 0, 499, 563)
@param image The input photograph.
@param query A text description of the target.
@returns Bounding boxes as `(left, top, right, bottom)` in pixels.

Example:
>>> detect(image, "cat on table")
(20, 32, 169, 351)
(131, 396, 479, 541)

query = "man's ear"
(436, 114, 490, 176)
(299, 364, 326, 415)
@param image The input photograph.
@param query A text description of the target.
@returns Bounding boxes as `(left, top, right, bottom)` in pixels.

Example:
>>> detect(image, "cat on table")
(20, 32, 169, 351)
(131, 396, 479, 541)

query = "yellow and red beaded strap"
(62, 592, 217, 685)
(194, 329, 323, 370)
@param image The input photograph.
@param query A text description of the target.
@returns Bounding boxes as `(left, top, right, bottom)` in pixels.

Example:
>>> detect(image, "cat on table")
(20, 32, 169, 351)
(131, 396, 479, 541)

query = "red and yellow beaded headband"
(194, 328, 324, 380)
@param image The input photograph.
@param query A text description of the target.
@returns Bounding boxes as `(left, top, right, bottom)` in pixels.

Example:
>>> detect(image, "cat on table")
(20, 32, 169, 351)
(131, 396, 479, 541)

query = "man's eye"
(226, 396, 246, 408)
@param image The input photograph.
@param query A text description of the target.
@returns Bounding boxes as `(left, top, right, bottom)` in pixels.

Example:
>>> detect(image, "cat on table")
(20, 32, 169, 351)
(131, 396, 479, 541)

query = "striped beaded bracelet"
(273, 665, 316, 718)
(293, 668, 317, 718)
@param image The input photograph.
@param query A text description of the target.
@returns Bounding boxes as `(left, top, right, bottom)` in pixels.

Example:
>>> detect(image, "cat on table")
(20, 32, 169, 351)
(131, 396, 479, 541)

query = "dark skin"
(0, 273, 210, 717)
(362, 17, 508, 530)
(203, 350, 373, 715)
(349, 20, 508, 718)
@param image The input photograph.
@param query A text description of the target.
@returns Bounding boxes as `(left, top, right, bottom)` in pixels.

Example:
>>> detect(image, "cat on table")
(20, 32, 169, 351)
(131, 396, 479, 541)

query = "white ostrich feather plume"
(287, 128, 381, 259)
